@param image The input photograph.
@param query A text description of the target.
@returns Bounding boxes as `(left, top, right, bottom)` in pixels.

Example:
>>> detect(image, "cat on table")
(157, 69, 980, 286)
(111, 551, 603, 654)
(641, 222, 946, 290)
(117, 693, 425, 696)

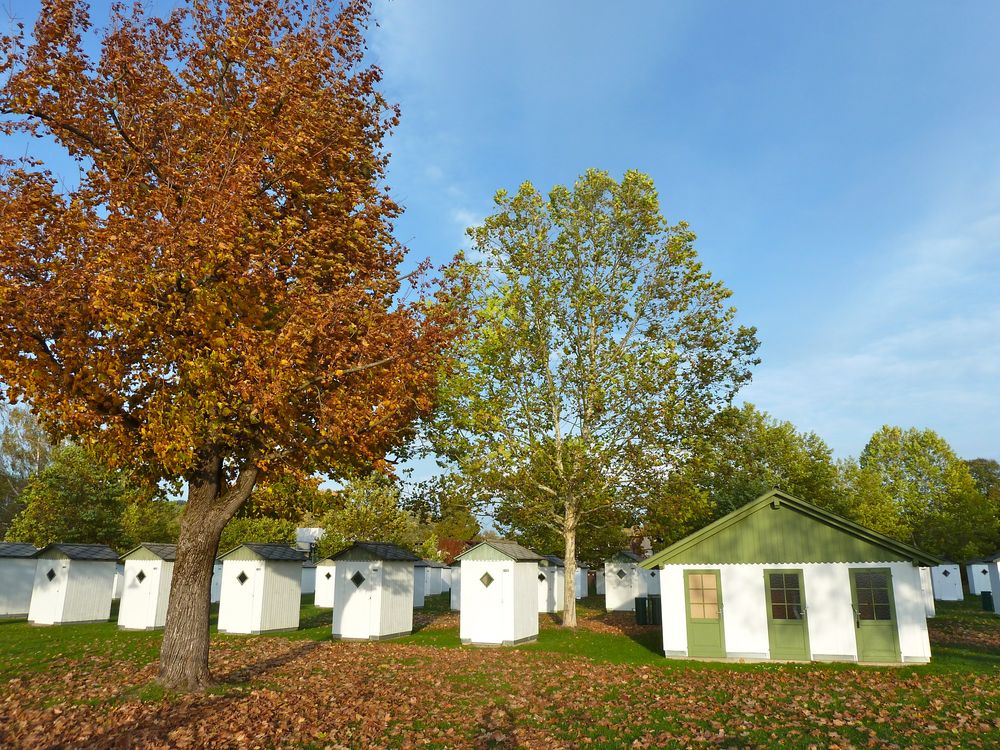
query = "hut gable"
(643, 490, 939, 568)
(331, 542, 420, 562)
(456, 541, 542, 562)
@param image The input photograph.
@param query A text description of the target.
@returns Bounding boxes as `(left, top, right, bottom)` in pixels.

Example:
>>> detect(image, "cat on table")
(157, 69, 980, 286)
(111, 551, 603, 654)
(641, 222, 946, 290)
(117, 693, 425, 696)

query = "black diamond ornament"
(237, 571, 249, 585)
(351, 570, 366, 588)
(480, 572, 494, 588)
(942, 569, 951, 577)
(46, 568, 56, 582)
(616, 569, 627, 580)
(325, 572, 332, 580)
(538, 572, 546, 582)
(136, 570, 147, 583)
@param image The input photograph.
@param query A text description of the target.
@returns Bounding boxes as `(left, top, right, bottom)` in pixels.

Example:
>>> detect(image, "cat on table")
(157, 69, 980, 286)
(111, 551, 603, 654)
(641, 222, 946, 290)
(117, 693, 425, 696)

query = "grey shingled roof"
(34, 543, 119, 561)
(218, 544, 306, 562)
(540, 554, 565, 567)
(330, 542, 421, 562)
(0, 542, 37, 558)
(121, 543, 178, 561)
(456, 540, 543, 562)
(608, 550, 643, 563)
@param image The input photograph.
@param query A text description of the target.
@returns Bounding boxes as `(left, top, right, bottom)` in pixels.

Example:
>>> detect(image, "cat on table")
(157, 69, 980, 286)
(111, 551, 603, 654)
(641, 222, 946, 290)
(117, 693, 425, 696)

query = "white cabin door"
(340, 562, 375, 638)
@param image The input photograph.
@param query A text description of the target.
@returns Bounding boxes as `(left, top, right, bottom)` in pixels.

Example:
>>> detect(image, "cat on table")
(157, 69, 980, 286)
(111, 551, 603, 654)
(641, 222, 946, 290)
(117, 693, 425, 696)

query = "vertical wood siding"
(315, 561, 336, 608)
(61, 561, 115, 623)
(450, 568, 461, 610)
(930, 564, 963, 601)
(604, 561, 637, 612)
(0, 559, 37, 617)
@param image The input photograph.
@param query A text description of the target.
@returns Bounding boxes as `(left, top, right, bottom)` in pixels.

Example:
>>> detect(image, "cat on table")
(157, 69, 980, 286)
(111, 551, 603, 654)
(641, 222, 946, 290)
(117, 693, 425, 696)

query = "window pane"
(703, 587, 717, 604)
(869, 572, 887, 589)
(689, 574, 703, 589)
(855, 572, 871, 589)
(873, 588, 889, 605)
(703, 575, 717, 591)
(772, 603, 787, 619)
(703, 603, 718, 619)
(690, 603, 704, 619)
(788, 604, 802, 620)
(784, 574, 799, 589)
(786, 588, 801, 605)
(874, 604, 891, 620)
(770, 573, 784, 589)
(770, 588, 786, 605)
(689, 587, 704, 604)
(858, 602, 875, 620)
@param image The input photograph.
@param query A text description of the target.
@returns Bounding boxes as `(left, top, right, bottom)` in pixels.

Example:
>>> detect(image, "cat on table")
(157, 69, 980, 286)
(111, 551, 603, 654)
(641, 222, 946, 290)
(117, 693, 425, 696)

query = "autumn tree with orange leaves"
(0, 0, 463, 690)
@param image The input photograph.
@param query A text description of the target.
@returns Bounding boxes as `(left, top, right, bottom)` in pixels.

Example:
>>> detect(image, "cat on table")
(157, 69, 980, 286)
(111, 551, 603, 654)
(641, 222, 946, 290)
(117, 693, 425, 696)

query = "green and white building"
(642, 489, 939, 664)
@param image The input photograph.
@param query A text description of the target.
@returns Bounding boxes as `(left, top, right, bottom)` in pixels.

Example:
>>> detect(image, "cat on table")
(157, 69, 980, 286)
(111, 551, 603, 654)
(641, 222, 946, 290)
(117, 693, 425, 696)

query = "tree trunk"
(158, 458, 258, 691)
(561, 504, 578, 628)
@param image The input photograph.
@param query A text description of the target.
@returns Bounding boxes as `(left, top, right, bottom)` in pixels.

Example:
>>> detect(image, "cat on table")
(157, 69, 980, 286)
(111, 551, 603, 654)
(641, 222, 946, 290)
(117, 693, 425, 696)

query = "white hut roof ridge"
(0, 542, 37, 558)
(34, 543, 119, 560)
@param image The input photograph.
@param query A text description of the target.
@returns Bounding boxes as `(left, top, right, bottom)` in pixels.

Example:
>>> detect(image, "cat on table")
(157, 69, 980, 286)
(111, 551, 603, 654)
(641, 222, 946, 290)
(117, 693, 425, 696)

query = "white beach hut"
(574, 566, 589, 599)
(644, 489, 938, 664)
(301, 561, 317, 596)
(918, 566, 936, 618)
(217, 544, 306, 634)
(118, 543, 177, 630)
(457, 540, 542, 646)
(331, 542, 419, 640)
(967, 559, 993, 595)
(413, 559, 428, 608)
(930, 563, 963, 601)
(441, 566, 453, 592)
(604, 550, 643, 612)
(537, 555, 565, 613)
(0, 543, 37, 618)
(315, 559, 336, 608)
(28, 544, 118, 625)
(450, 564, 461, 610)
(423, 561, 446, 596)
(985, 553, 1000, 613)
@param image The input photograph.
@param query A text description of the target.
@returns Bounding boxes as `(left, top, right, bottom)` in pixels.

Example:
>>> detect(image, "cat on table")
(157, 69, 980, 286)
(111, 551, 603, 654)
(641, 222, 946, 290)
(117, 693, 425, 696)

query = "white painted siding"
(918, 567, 936, 618)
(332, 560, 377, 639)
(61, 561, 115, 624)
(604, 561, 637, 611)
(459, 560, 537, 645)
(574, 567, 588, 599)
(118, 559, 174, 630)
(258, 561, 301, 633)
(426, 567, 443, 596)
(28, 558, 68, 624)
(111, 564, 125, 600)
(988, 561, 1000, 614)
(301, 564, 316, 595)
(315, 561, 336, 608)
(441, 568, 452, 591)
(210, 563, 223, 603)
(218, 559, 263, 634)
(413, 565, 426, 608)
(967, 563, 992, 595)
(930, 564, 963, 601)
(595, 571, 605, 595)
(378, 562, 415, 638)
(637, 567, 661, 596)
(537, 566, 564, 613)
(0, 559, 36, 617)
(660, 562, 932, 664)
(450, 567, 461, 610)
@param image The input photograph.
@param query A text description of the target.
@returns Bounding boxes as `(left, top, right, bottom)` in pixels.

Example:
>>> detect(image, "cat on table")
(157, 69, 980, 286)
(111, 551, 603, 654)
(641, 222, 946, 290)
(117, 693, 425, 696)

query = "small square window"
(324, 572, 332, 580)
(237, 571, 248, 585)
(351, 571, 366, 588)
(480, 572, 494, 588)
(46, 568, 56, 582)
(136, 570, 147, 583)
(616, 569, 627, 580)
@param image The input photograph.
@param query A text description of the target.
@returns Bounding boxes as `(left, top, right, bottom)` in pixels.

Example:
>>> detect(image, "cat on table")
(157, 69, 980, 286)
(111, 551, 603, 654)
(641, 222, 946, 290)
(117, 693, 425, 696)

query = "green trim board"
(643, 490, 940, 568)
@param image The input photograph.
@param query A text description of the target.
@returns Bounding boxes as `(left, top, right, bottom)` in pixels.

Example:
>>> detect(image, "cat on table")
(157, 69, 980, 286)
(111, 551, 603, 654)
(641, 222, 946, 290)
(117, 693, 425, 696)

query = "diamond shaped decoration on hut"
(237, 571, 248, 585)
(537, 572, 546, 582)
(46, 568, 56, 581)
(616, 569, 627, 580)
(480, 572, 494, 588)
(350, 571, 366, 588)
(136, 570, 146, 583)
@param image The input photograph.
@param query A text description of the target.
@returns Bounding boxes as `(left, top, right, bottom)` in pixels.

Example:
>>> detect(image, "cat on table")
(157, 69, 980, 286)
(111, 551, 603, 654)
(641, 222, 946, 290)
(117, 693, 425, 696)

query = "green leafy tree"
(121, 500, 183, 547)
(844, 427, 998, 559)
(5, 444, 146, 549)
(431, 169, 759, 626)
(314, 474, 420, 558)
(218, 516, 297, 553)
(238, 475, 338, 521)
(406, 474, 481, 542)
(0, 405, 53, 535)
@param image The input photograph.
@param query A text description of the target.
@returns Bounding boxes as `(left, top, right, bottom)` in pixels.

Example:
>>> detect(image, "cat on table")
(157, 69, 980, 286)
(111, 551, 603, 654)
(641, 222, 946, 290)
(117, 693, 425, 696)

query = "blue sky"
(5, 1, 1000, 465)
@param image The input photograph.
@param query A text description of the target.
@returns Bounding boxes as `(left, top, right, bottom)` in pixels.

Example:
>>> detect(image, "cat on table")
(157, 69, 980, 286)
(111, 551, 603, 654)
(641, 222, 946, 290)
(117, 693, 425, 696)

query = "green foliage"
(431, 170, 759, 622)
(0, 405, 53, 536)
(238, 475, 339, 521)
(217, 516, 297, 554)
(4, 444, 146, 550)
(844, 426, 998, 560)
(676, 403, 848, 521)
(121, 500, 183, 547)
(417, 531, 445, 562)
(406, 474, 481, 542)
(314, 474, 421, 559)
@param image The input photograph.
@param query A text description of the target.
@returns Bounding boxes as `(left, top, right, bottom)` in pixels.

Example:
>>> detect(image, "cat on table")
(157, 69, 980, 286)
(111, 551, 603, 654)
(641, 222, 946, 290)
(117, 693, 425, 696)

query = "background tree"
(313, 474, 421, 558)
(5, 444, 149, 548)
(431, 169, 759, 626)
(218, 516, 297, 553)
(0, 405, 53, 535)
(405, 474, 481, 544)
(843, 426, 998, 560)
(121, 499, 183, 548)
(238, 475, 338, 521)
(0, 0, 461, 689)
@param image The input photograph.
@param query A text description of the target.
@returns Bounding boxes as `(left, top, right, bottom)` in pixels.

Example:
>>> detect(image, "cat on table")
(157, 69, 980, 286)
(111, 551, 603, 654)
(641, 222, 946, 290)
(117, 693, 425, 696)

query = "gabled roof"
(455, 540, 542, 562)
(120, 543, 178, 561)
(218, 543, 307, 562)
(0, 542, 37, 558)
(34, 543, 119, 561)
(328, 542, 420, 562)
(539, 554, 565, 568)
(606, 550, 643, 563)
(642, 489, 941, 569)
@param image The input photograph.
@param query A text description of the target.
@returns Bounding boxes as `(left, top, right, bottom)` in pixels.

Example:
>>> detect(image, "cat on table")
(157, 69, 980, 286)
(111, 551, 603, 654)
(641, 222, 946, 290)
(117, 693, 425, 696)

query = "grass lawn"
(0, 594, 998, 749)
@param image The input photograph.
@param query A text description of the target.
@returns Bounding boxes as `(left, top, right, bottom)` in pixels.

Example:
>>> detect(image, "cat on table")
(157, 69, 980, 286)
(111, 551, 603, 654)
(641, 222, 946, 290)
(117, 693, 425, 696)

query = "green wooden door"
(765, 570, 810, 660)
(685, 570, 725, 658)
(850, 569, 900, 663)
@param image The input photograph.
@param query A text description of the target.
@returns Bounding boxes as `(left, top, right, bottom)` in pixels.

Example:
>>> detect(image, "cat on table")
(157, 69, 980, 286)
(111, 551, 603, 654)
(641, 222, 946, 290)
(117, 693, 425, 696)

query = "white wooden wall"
(450, 567, 461, 610)
(967, 562, 992, 595)
(425, 567, 443, 596)
(301, 565, 316, 595)
(987, 561, 1000, 613)
(210, 563, 223, 603)
(604, 561, 637, 611)
(332, 560, 412, 639)
(660, 562, 932, 664)
(218, 559, 301, 634)
(441, 568, 452, 591)
(574, 567, 588, 598)
(595, 571, 605, 595)
(29, 558, 114, 625)
(537, 566, 564, 613)
(0, 559, 37, 617)
(378, 562, 414, 638)
(930, 564, 964, 601)
(918, 567, 936, 618)
(315, 561, 335, 607)
(118, 559, 174, 630)
(459, 560, 537, 645)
